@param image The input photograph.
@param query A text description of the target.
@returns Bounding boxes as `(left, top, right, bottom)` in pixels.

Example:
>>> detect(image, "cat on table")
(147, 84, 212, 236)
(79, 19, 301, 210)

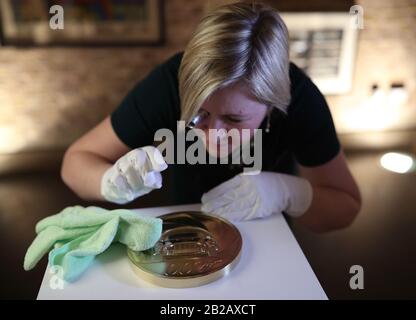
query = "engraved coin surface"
(128, 211, 242, 288)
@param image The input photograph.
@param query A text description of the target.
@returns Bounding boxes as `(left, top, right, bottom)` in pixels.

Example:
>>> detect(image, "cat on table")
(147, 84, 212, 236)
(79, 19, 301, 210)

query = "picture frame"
(281, 13, 359, 95)
(0, 0, 165, 47)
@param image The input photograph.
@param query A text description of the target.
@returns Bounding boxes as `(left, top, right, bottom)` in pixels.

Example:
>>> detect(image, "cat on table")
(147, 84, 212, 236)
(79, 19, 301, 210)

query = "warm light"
(380, 152, 415, 174)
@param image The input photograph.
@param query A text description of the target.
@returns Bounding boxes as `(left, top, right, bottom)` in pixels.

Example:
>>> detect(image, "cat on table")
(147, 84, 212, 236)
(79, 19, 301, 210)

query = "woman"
(61, 2, 361, 233)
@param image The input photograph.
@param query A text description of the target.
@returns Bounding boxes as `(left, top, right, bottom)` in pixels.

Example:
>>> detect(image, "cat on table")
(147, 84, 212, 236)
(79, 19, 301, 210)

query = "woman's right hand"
(100, 146, 167, 204)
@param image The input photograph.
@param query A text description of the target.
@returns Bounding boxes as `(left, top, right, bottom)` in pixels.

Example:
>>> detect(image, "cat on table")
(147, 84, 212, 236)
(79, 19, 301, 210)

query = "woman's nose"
(206, 117, 225, 131)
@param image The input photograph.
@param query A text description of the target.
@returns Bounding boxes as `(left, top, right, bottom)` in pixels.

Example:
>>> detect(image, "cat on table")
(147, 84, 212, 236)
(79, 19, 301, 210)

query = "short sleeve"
(288, 64, 341, 167)
(110, 53, 183, 149)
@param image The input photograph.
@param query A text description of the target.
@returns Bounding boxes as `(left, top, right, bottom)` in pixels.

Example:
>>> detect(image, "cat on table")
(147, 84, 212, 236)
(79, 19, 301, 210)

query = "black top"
(111, 52, 340, 205)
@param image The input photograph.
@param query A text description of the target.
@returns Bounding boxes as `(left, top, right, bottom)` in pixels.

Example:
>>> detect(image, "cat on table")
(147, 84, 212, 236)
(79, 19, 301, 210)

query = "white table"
(37, 204, 327, 300)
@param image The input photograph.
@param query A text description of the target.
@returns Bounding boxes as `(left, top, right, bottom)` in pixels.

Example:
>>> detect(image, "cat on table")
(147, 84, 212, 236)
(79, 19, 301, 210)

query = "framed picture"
(0, 0, 164, 46)
(281, 13, 359, 95)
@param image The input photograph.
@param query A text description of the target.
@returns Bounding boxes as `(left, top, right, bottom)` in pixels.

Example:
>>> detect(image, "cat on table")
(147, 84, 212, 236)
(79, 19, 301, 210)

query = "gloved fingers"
(141, 146, 168, 172)
(127, 148, 149, 177)
(211, 203, 253, 222)
(218, 194, 260, 221)
(102, 146, 167, 205)
(117, 156, 144, 192)
(240, 197, 263, 221)
(109, 165, 135, 200)
(204, 190, 257, 221)
(128, 147, 166, 186)
(201, 187, 235, 211)
(118, 148, 165, 192)
(202, 175, 252, 211)
(104, 184, 131, 204)
(142, 171, 163, 189)
(201, 175, 242, 204)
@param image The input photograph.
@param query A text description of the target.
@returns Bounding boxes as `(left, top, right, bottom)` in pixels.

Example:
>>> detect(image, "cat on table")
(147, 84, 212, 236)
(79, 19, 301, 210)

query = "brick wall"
(0, 0, 206, 153)
(328, 0, 416, 135)
(0, 0, 415, 153)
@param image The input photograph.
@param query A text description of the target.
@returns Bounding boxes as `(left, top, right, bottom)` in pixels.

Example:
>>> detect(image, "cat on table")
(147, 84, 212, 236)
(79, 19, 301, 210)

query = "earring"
(265, 109, 272, 133)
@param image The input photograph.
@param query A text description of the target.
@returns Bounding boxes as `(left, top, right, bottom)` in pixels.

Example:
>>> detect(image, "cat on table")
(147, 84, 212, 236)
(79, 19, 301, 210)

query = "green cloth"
(24, 206, 162, 282)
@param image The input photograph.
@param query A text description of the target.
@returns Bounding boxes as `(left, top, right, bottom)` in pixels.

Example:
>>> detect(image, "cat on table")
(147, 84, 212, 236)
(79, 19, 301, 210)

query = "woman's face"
(195, 82, 268, 156)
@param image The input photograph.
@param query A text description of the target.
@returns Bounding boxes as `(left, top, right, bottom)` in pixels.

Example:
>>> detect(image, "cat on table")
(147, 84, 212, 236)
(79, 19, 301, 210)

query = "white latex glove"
(201, 172, 313, 222)
(101, 146, 167, 204)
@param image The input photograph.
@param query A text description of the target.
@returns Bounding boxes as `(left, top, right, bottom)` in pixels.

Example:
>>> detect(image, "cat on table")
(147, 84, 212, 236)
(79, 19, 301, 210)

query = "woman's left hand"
(201, 172, 313, 222)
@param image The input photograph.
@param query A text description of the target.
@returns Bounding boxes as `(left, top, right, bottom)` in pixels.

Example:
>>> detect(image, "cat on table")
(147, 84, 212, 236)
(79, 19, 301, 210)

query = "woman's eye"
(224, 116, 244, 123)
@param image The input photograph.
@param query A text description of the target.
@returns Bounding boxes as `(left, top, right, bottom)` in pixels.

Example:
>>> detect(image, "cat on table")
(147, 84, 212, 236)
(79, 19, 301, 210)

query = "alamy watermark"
(49, 265, 65, 290)
(49, 5, 364, 31)
(49, 5, 64, 30)
(349, 265, 364, 290)
(349, 5, 364, 30)
(154, 121, 263, 175)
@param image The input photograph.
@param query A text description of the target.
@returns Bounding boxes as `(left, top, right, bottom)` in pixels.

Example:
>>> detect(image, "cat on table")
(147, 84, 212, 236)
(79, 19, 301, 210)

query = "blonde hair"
(179, 1, 291, 123)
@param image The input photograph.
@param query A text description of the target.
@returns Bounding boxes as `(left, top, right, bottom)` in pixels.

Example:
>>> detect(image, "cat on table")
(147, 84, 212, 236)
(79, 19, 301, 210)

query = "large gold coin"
(128, 211, 242, 288)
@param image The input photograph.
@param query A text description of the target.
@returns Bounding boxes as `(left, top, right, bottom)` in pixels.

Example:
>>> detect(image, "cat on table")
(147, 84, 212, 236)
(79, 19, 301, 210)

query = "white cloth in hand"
(201, 172, 313, 221)
(101, 146, 167, 204)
